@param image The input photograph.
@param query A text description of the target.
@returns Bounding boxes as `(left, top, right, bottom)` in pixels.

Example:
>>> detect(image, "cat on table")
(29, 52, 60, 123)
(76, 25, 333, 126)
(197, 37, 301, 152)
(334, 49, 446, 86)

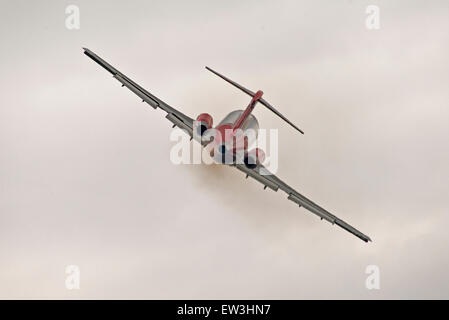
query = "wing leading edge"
(235, 164, 372, 242)
(83, 48, 195, 136)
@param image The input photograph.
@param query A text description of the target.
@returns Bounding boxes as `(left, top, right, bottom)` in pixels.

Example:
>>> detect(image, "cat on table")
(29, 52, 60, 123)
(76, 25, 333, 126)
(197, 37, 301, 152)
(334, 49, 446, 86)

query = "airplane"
(83, 48, 371, 243)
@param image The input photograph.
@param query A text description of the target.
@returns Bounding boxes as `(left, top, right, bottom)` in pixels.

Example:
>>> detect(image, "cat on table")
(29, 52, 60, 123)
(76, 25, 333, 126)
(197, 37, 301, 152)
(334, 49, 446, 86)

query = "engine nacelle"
(195, 113, 213, 136)
(244, 148, 265, 169)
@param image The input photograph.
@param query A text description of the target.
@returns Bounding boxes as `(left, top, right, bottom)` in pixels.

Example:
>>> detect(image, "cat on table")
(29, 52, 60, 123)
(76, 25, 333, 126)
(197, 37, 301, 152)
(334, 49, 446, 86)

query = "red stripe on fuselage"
(232, 90, 263, 132)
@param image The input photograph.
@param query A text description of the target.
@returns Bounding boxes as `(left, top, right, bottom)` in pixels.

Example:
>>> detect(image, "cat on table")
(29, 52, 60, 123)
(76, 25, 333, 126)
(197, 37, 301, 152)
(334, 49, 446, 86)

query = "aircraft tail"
(205, 66, 304, 134)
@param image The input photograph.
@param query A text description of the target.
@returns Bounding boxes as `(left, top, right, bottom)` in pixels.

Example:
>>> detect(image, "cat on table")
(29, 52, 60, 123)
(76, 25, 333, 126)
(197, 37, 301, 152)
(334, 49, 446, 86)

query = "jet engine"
(244, 148, 265, 169)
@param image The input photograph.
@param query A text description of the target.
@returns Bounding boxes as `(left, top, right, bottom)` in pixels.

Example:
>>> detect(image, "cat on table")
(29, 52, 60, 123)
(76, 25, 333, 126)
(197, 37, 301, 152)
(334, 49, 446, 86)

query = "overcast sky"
(1, 0, 449, 299)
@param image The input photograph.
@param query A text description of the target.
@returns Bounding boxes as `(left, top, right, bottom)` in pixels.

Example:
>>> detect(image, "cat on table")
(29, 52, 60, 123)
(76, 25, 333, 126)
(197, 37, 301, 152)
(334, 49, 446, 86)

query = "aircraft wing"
(83, 48, 195, 137)
(234, 163, 372, 242)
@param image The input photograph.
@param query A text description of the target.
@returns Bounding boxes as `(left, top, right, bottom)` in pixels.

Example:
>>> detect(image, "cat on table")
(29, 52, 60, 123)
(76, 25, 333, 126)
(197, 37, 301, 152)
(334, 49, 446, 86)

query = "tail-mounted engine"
(195, 113, 213, 136)
(244, 148, 265, 169)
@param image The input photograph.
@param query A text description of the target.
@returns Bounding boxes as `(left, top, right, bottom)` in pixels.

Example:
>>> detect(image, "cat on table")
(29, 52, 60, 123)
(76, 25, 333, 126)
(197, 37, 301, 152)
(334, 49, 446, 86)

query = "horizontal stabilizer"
(205, 66, 304, 134)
